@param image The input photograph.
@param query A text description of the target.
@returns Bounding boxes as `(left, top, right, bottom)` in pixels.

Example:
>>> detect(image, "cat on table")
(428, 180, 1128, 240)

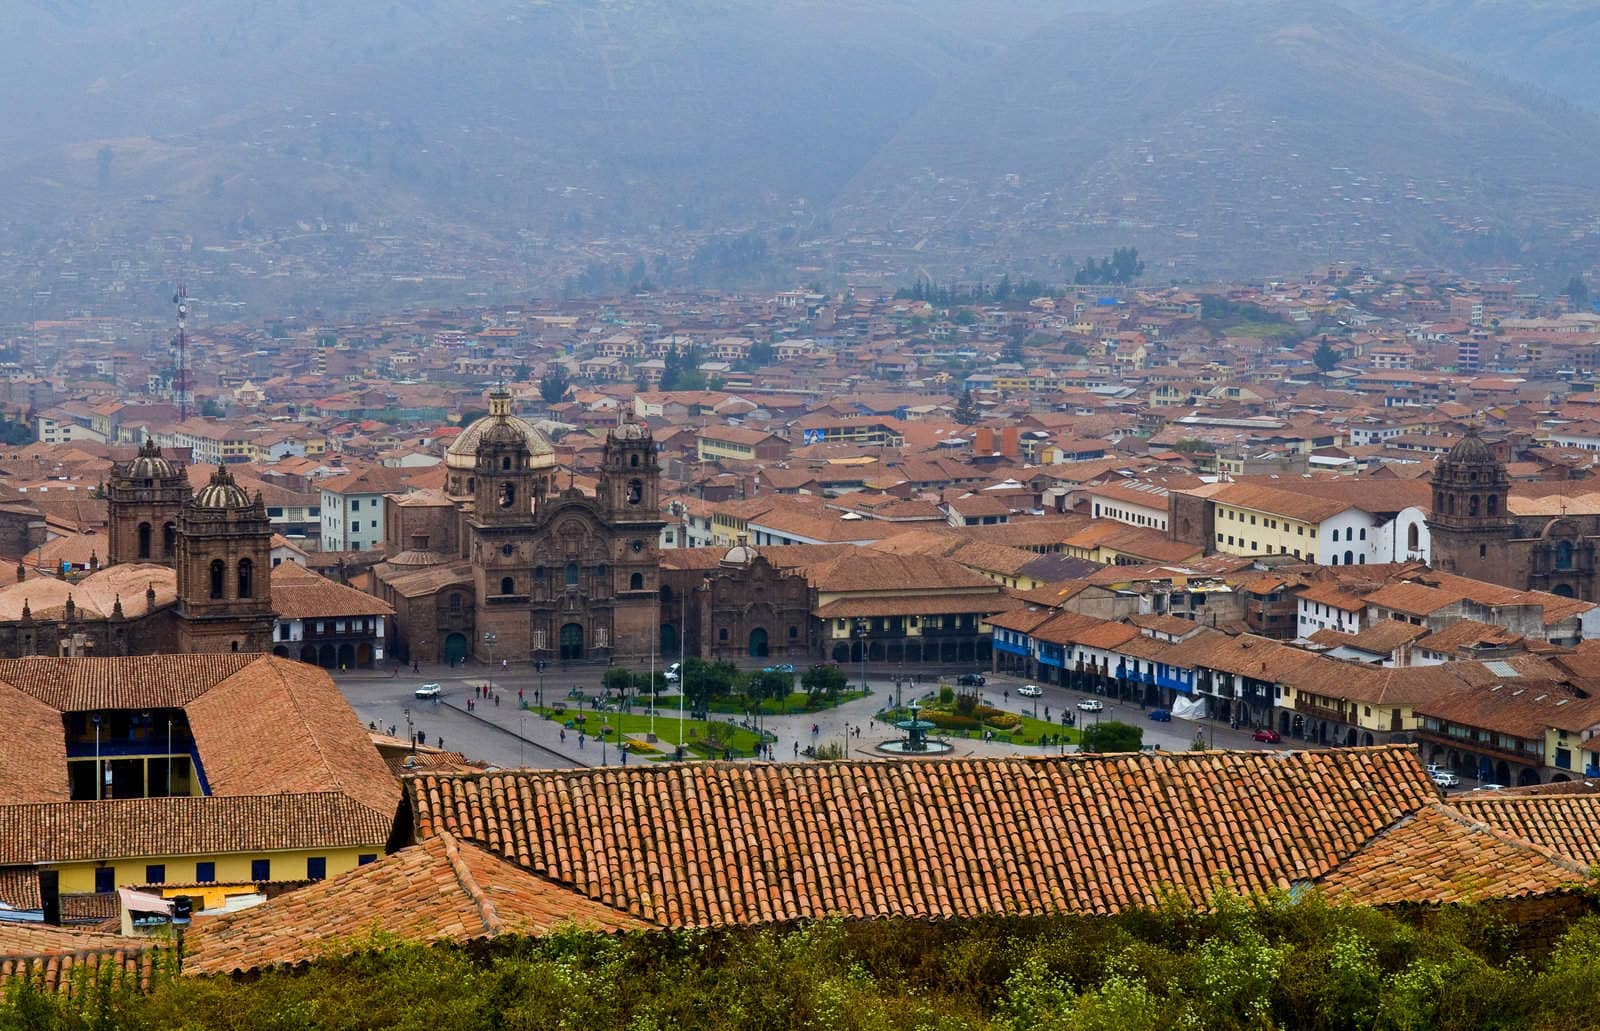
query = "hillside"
(831, 0, 1600, 279)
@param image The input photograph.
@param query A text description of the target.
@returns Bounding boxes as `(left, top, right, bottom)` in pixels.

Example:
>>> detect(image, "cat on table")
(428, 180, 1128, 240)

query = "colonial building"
(1429, 430, 1600, 600)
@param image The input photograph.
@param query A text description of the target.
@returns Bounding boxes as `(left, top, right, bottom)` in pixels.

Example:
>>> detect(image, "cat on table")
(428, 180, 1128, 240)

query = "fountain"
(879, 701, 953, 756)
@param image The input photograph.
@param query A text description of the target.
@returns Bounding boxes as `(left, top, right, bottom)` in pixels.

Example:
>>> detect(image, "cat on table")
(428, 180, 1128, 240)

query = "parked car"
(763, 663, 795, 674)
(1425, 763, 1443, 777)
(1431, 771, 1460, 788)
(1147, 708, 1172, 722)
(1076, 699, 1104, 712)
(664, 662, 681, 683)
(1476, 783, 1505, 791)
(1017, 683, 1042, 698)
(956, 673, 986, 687)
(1252, 728, 1281, 743)
(414, 683, 442, 699)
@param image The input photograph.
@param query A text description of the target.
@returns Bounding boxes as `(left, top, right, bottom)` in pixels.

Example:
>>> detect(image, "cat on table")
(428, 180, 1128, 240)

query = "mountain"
(831, 0, 1600, 280)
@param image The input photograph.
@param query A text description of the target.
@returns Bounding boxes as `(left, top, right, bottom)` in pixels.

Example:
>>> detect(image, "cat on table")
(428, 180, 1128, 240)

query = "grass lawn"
(876, 706, 1079, 748)
(650, 690, 868, 715)
(527, 704, 765, 758)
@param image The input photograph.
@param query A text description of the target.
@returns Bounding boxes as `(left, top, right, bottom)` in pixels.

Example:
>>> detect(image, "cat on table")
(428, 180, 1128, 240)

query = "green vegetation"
(660, 344, 707, 391)
(1073, 247, 1144, 285)
(16, 891, 1600, 1030)
(1078, 720, 1143, 753)
(883, 697, 1079, 748)
(538, 365, 571, 406)
(654, 690, 867, 717)
(1313, 337, 1343, 373)
(528, 705, 762, 758)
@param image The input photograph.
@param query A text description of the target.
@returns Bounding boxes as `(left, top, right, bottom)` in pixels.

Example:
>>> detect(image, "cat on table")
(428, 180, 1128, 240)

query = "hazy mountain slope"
(830, 0, 1600, 278)
(1339, 1, 1600, 111)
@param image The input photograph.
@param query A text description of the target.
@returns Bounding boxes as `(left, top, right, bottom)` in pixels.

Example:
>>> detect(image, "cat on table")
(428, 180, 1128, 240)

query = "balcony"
(1414, 727, 1544, 767)
(1295, 697, 1350, 724)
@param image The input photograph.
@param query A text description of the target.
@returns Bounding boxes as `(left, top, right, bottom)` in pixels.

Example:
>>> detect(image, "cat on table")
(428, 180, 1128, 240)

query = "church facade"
(375, 390, 813, 667)
(1428, 431, 1600, 600)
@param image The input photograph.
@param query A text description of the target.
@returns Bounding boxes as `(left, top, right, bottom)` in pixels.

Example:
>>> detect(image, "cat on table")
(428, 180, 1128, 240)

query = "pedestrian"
(560, 728, 567, 743)
(413, 660, 419, 673)
(578, 733, 585, 749)
(518, 688, 524, 703)
(794, 742, 799, 758)
(437, 735, 443, 749)
(495, 693, 500, 707)
(622, 748, 629, 765)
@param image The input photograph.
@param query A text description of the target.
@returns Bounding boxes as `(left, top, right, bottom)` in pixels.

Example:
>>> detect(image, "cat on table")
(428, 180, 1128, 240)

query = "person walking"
(560, 728, 566, 744)
(578, 733, 586, 749)
(794, 742, 799, 758)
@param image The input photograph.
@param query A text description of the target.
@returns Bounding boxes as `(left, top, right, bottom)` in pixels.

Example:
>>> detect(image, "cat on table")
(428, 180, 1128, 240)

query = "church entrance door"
(748, 627, 769, 658)
(443, 633, 468, 666)
(560, 622, 584, 661)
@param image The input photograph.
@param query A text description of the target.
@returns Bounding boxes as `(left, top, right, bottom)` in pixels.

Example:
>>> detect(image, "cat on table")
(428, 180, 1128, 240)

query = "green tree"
(801, 664, 846, 706)
(661, 344, 707, 391)
(539, 366, 571, 406)
(602, 666, 633, 700)
(741, 340, 775, 370)
(1079, 720, 1142, 753)
(747, 669, 793, 707)
(1312, 338, 1341, 374)
(954, 388, 980, 425)
(1567, 275, 1591, 311)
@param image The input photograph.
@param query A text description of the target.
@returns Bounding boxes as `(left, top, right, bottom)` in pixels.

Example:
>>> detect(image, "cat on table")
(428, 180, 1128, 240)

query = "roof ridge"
(1428, 801, 1594, 877)
(438, 832, 503, 936)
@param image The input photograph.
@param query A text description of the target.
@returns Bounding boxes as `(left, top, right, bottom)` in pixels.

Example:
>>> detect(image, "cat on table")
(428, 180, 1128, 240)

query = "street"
(332, 661, 1299, 770)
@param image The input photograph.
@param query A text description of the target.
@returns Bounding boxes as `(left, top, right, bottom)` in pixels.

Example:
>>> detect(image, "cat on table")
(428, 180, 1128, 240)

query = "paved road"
(333, 661, 1290, 769)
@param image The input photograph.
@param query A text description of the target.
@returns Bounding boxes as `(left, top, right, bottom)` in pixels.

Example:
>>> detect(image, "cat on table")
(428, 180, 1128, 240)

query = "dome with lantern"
(446, 388, 555, 472)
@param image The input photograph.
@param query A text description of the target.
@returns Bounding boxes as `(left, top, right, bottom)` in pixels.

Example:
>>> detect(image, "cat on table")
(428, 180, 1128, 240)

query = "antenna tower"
(172, 282, 190, 420)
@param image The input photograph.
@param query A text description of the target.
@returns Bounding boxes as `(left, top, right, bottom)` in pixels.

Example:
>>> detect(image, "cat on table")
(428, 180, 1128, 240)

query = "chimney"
(1001, 426, 1020, 459)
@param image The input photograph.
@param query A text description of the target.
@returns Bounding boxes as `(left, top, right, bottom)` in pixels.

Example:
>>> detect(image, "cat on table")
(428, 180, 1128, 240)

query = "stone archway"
(318, 644, 337, 669)
(272, 645, 289, 658)
(443, 633, 468, 666)
(559, 622, 584, 661)
(300, 645, 317, 665)
(356, 643, 373, 668)
(1517, 767, 1541, 787)
(832, 643, 850, 663)
(337, 643, 356, 669)
(748, 627, 770, 658)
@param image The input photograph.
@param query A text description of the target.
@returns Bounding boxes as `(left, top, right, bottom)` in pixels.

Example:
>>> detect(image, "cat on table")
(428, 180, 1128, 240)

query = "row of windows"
(500, 572, 650, 594)
(1221, 508, 1300, 534)
(104, 853, 378, 892)
(208, 559, 255, 600)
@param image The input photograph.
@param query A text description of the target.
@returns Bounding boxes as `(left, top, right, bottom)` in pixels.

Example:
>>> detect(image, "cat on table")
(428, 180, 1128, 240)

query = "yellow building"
(0, 654, 398, 923)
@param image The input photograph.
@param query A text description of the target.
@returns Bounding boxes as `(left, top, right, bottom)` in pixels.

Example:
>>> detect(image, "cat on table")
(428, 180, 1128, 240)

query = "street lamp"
(854, 618, 869, 694)
(402, 706, 414, 760)
(92, 713, 102, 800)
(483, 631, 498, 696)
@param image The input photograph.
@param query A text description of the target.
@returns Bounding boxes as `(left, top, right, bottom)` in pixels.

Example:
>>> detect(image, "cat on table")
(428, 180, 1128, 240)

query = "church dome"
(446, 389, 554, 471)
(609, 419, 650, 442)
(1444, 432, 1494, 465)
(124, 438, 178, 480)
(386, 549, 444, 568)
(193, 466, 252, 510)
(721, 538, 759, 567)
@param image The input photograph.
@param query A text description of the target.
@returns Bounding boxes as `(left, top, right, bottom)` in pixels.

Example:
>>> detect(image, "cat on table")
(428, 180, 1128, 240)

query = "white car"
(1076, 699, 1104, 713)
(664, 662, 681, 683)
(414, 683, 442, 699)
(1431, 771, 1459, 788)
(1017, 684, 1042, 698)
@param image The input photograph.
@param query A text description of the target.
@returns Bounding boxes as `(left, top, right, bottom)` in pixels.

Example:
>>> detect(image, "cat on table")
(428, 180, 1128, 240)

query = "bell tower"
(602, 417, 665, 659)
(107, 437, 189, 567)
(174, 466, 275, 654)
(600, 416, 661, 520)
(468, 388, 536, 661)
(471, 389, 537, 527)
(1426, 429, 1514, 581)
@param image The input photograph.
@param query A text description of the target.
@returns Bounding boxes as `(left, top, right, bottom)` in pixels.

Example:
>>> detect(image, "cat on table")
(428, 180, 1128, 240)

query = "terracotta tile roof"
(1454, 795, 1600, 867)
(803, 552, 999, 594)
(183, 832, 646, 976)
(0, 924, 162, 996)
(1316, 803, 1589, 905)
(1416, 680, 1600, 738)
(1415, 618, 1524, 654)
(0, 866, 41, 910)
(0, 653, 260, 713)
(1309, 620, 1428, 654)
(813, 593, 1020, 619)
(269, 562, 395, 619)
(0, 793, 392, 865)
(407, 747, 1441, 926)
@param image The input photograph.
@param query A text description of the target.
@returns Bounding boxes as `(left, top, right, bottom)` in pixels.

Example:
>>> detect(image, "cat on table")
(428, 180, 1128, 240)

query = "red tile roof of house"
(407, 747, 1470, 927)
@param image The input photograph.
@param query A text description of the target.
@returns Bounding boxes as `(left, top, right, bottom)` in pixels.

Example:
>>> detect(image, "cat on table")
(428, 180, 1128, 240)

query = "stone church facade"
(1428, 430, 1600, 600)
(374, 390, 812, 667)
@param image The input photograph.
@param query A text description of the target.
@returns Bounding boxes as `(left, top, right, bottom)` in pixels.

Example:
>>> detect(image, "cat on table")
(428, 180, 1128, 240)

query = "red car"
(1252, 728, 1282, 743)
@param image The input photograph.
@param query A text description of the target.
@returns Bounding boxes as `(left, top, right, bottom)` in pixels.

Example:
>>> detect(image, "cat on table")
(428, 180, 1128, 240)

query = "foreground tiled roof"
(1451, 795, 1600, 868)
(408, 747, 1442, 926)
(0, 924, 162, 997)
(183, 832, 647, 975)
(1317, 803, 1590, 905)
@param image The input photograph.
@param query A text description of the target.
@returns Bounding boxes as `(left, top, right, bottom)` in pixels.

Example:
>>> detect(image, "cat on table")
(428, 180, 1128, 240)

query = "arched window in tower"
(565, 561, 579, 586)
(448, 593, 462, 612)
(627, 479, 643, 505)
(501, 576, 515, 595)
(163, 522, 176, 558)
(1557, 540, 1574, 571)
(1487, 495, 1499, 516)
(498, 482, 516, 509)
(630, 453, 640, 468)
(1344, 550, 1354, 566)
(209, 560, 225, 599)
(237, 558, 254, 599)
(1407, 523, 1420, 553)
(1447, 495, 1456, 515)
(1469, 495, 1480, 517)
(137, 523, 152, 560)
(501, 456, 512, 471)
(630, 572, 644, 591)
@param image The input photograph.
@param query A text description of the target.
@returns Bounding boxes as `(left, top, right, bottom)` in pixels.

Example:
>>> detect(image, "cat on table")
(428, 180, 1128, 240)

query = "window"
(627, 479, 643, 505)
(499, 482, 516, 508)
(719, 628, 729, 641)
(501, 576, 515, 595)
(1556, 539, 1574, 571)
(237, 558, 253, 599)
(565, 562, 578, 585)
(251, 859, 270, 881)
(351, 499, 360, 512)
(630, 572, 644, 590)
(137, 522, 152, 559)
(1359, 528, 1366, 540)
(502, 544, 515, 557)
(501, 456, 512, 471)
(307, 857, 327, 881)
(448, 593, 462, 611)
(1480, 544, 1488, 558)
(145, 864, 165, 885)
(597, 564, 608, 579)
(209, 560, 225, 599)
(195, 861, 215, 883)
(95, 867, 114, 893)
(789, 625, 799, 639)
(358, 853, 378, 866)
(164, 522, 176, 556)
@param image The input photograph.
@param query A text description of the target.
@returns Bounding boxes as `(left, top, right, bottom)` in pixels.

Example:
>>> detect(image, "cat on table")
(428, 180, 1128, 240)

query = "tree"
(954, 388, 980, 426)
(1567, 275, 1591, 311)
(1074, 247, 1144, 286)
(602, 666, 633, 700)
(1312, 338, 1341, 374)
(1079, 720, 1143, 753)
(747, 669, 793, 708)
(539, 366, 571, 406)
(801, 664, 847, 706)
(661, 344, 707, 391)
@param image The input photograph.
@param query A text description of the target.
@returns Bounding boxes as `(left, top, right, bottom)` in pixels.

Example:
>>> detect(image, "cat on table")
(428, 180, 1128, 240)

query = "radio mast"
(172, 282, 190, 420)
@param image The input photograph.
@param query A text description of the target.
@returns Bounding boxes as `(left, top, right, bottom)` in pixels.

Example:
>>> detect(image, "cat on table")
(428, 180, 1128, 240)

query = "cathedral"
(0, 438, 275, 658)
(1427, 429, 1600, 600)
(374, 388, 814, 667)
